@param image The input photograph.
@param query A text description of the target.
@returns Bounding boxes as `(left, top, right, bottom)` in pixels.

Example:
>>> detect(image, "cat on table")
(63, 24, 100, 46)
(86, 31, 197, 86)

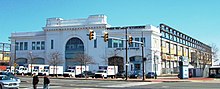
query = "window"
(20, 42, 23, 50)
(15, 42, 19, 50)
(173, 36, 176, 42)
(24, 42, 28, 50)
(113, 40, 118, 48)
(36, 41, 40, 50)
(32, 42, 36, 50)
(162, 32, 165, 38)
(165, 33, 169, 39)
(119, 40, 123, 48)
(129, 42, 134, 47)
(135, 38, 139, 47)
(134, 64, 141, 70)
(94, 39, 97, 48)
(170, 35, 173, 40)
(51, 40, 54, 49)
(41, 41, 45, 50)
(183, 40, 185, 45)
(108, 39, 112, 48)
(179, 39, 181, 43)
(177, 37, 179, 43)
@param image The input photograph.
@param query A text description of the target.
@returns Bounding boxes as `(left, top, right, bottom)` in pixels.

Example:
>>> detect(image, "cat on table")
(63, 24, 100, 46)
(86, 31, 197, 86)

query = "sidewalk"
(144, 77, 215, 82)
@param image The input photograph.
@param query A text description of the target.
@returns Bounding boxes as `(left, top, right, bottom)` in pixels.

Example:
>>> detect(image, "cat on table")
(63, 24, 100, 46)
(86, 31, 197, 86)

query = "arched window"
(16, 58, 28, 66)
(65, 37, 84, 67)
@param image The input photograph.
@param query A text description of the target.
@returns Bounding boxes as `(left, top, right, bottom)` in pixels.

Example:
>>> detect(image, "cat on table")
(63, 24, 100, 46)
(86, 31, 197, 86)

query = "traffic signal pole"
(87, 28, 144, 81)
(125, 27, 128, 81)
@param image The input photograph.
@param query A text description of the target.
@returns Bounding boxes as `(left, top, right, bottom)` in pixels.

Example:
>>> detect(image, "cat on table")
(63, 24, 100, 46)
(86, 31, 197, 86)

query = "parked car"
(75, 71, 95, 78)
(0, 75, 20, 89)
(214, 74, 220, 78)
(0, 72, 21, 83)
(209, 73, 216, 78)
(129, 71, 143, 79)
(146, 72, 156, 78)
(116, 71, 126, 79)
(63, 69, 75, 77)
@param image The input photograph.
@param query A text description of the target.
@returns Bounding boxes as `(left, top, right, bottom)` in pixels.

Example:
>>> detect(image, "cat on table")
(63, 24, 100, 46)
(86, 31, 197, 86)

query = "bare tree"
(27, 51, 37, 75)
(100, 54, 108, 65)
(74, 53, 95, 78)
(47, 51, 64, 77)
(210, 43, 219, 63)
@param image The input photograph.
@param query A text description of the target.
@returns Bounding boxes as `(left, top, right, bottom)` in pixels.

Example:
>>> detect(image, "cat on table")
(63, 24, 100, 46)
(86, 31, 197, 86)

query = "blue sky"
(1, 0, 220, 48)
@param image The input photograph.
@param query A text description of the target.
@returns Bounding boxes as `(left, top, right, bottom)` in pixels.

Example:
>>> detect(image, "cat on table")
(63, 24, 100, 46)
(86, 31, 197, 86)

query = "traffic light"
(104, 32, 108, 42)
(89, 30, 96, 40)
(129, 36, 133, 44)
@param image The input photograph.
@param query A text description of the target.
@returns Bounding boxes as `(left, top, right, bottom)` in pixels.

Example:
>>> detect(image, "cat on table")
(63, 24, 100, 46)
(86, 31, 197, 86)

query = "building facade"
(160, 24, 212, 75)
(0, 42, 11, 66)
(9, 15, 211, 75)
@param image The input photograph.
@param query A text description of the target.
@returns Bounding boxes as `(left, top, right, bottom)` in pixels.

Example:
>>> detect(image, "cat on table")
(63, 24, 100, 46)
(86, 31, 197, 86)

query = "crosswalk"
(20, 82, 159, 89)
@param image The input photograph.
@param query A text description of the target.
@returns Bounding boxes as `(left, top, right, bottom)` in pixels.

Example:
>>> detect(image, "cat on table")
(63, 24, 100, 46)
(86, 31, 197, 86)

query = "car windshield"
(83, 71, 92, 74)
(0, 72, 16, 79)
(148, 72, 154, 74)
(0, 76, 11, 80)
(97, 71, 106, 73)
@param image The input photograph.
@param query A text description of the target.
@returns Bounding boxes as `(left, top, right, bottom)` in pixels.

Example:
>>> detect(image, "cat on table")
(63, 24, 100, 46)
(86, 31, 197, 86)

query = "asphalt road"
(18, 77, 220, 89)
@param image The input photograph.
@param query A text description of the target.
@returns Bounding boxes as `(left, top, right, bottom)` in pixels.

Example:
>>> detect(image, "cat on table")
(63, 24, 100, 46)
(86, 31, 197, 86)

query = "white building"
(10, 15, 162, 75)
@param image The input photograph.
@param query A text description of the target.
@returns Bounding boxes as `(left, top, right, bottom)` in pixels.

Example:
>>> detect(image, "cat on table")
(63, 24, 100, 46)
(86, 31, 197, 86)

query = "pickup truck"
(95, 70, 107, 78)
(63, 69, 75, 77)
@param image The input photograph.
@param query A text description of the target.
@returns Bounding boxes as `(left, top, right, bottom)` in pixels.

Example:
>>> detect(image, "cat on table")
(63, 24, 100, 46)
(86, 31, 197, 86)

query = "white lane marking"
(105, 82, 160, 87)
(20, 86, 61, 89)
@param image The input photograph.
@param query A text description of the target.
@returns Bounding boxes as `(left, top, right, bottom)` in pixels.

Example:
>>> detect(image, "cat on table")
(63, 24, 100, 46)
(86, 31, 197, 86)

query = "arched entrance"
(16, 58, 28, 66)
(65, 37, 84, 67)
(129, 56, 142, 71)
(108, 56, 124, 72)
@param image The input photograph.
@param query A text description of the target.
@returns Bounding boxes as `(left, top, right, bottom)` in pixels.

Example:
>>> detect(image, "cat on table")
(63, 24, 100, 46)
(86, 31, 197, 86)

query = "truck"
(5, 66, 15, 74)
(16, 66, 28, 75)
(49, 66, 63, 76)
(39, 66, 50, 76)
(27, 64, 49, 75)
(16, 64, 63, 76)
(95, 65, 118, 78)
(63, 66, 89, 77)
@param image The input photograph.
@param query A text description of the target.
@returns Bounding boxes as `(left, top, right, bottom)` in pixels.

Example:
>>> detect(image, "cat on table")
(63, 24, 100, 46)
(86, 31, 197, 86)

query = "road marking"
(104, 82, 160, 87)
(20, 86, 61, 89)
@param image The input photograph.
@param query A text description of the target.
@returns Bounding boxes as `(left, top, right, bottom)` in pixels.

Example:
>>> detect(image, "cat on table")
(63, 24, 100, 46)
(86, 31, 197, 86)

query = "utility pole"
(141, 32, 145, 81)
(125, 27, 128, 81)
